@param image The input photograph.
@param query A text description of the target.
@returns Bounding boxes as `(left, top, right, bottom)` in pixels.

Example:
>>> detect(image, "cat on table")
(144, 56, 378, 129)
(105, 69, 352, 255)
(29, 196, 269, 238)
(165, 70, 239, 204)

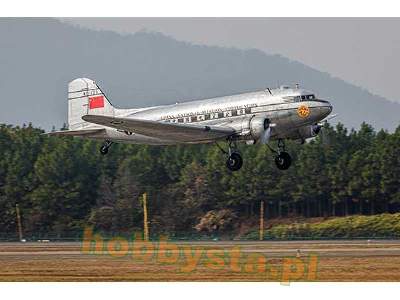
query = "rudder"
(68, 78, 115, 130)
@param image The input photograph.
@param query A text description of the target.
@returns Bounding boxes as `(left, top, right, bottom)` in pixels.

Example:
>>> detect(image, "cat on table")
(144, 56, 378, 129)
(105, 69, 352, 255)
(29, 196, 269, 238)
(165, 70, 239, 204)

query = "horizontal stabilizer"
(46, 128, 105, 137)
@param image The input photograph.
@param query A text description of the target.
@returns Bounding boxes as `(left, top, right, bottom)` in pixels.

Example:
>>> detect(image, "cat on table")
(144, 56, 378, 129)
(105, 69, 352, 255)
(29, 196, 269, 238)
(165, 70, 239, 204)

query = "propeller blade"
(316, 114, 338, 127)
(260, 126, 271, 144)
(321, 113, 338, 123)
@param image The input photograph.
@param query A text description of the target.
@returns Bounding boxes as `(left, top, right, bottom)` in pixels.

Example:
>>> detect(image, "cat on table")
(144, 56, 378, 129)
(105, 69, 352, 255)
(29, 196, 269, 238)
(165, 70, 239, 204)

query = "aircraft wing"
(46, 128, 105, 137)
(82, 115, 235, 142)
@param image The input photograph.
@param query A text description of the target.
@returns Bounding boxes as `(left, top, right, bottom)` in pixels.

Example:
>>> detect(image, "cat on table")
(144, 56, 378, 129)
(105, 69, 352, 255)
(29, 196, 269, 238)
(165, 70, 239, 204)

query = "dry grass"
(0, 241, 399, 281)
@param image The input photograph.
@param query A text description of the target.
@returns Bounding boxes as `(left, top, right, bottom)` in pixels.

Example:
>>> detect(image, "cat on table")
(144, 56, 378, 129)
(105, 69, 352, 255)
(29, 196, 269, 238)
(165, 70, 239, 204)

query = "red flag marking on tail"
(89, 96, 104, 109)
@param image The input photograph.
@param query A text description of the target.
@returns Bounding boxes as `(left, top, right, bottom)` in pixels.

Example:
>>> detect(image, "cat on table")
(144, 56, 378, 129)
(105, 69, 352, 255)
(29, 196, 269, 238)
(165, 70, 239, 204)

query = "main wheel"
(100, 145, 109, 155)
(226, 152, 243, 171)
(274, 151, 291, 170)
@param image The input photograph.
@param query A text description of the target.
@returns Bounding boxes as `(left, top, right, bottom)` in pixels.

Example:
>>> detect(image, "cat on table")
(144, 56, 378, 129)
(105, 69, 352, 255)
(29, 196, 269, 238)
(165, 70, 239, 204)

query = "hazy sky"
(65, 18, 400, 103)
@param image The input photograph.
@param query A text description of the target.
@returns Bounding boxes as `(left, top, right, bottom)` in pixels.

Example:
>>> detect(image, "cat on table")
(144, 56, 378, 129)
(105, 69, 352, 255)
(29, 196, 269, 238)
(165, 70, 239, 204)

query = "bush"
(245, 213, 400, 240)
(195, 209, 238, 233)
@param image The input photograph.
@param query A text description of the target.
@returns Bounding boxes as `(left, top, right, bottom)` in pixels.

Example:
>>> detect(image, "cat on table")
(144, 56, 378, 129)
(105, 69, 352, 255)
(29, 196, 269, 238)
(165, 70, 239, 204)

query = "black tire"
(274, 151, 291, 170)
(226, 152, 243, 171)
(100, 146, 109, 155)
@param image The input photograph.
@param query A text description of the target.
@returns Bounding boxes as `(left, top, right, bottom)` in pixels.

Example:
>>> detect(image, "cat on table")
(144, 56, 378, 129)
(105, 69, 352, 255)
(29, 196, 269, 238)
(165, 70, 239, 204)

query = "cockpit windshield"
(301, 94, 316, 100)
(283, 94, 316, 103)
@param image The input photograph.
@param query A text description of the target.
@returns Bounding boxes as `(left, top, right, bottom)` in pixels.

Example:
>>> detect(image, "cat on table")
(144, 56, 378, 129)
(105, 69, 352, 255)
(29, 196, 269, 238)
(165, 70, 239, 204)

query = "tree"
(1, 121, 400, 239)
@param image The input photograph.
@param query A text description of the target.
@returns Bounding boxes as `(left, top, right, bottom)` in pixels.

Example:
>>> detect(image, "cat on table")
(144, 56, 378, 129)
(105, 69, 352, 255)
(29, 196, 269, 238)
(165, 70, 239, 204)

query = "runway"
(0, 240, 399, 281)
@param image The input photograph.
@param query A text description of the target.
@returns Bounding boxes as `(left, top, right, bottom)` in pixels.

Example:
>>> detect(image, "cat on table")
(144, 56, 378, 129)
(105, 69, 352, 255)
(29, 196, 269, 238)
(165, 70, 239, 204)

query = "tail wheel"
(100, 140, 113, 155)
(226, 152, 243, 171)
(275, 151, 291, 170)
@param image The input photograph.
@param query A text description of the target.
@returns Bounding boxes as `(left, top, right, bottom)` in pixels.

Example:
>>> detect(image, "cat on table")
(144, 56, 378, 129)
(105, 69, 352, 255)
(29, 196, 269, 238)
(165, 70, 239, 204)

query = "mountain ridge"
(0, 18, 399, 131)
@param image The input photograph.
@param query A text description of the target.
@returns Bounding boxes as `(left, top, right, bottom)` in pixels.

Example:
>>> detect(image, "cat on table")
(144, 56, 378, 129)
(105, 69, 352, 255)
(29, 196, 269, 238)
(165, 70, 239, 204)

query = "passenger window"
(301, 95, 306, 100)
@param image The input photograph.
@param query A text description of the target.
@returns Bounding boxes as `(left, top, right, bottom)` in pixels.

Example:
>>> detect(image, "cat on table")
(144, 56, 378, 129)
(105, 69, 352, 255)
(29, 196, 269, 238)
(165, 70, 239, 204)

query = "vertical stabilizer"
(68, 78, 115, 130)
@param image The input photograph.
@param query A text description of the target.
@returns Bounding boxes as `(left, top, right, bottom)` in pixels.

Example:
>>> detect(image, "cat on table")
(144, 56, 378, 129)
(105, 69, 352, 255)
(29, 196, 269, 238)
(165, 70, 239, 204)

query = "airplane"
(48, 78, 333, 171)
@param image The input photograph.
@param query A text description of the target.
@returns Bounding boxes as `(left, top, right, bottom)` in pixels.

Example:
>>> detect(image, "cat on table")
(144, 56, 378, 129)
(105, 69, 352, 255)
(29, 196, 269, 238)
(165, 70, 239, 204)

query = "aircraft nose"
(319, 100, 333, 118)
(325, 102, 333, 115)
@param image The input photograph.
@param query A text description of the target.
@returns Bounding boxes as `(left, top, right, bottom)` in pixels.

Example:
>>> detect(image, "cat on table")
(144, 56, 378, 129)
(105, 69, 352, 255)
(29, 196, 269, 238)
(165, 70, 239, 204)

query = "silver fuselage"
(91, 86, 332, 145)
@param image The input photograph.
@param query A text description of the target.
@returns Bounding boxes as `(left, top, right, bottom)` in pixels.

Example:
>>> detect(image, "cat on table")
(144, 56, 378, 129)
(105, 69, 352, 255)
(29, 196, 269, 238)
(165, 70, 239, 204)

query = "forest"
(1, 121, 400, 240)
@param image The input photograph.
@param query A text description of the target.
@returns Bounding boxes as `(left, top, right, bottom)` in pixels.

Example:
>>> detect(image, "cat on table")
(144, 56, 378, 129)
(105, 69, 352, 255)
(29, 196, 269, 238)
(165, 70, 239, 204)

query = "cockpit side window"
(282, 96, 295, 102)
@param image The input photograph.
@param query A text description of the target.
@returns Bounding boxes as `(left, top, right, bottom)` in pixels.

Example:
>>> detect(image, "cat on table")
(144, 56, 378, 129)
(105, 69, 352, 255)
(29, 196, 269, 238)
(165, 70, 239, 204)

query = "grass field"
(1, 240, 400, 282)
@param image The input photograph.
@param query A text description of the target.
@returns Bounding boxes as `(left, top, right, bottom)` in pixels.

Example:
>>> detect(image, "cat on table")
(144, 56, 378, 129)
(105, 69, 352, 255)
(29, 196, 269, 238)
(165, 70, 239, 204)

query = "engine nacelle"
(296, 124, 322, 140)
(249, 116, 270, 140)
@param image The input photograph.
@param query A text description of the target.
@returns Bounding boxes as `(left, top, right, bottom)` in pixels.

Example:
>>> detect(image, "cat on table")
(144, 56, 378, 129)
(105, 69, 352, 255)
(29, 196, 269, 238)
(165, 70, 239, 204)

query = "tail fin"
(68, 78, 115, 130)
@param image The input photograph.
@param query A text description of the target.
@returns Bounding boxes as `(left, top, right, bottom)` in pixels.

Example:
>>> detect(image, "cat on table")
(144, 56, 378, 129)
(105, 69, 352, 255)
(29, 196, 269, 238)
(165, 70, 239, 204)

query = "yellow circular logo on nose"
(297, 105, 310, 118)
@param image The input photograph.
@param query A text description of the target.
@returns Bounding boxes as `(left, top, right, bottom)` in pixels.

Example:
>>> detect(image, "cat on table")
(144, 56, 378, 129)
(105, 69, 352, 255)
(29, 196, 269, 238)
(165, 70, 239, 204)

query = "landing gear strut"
(216, 139, 243, 171)
(100, 140, 113, 155)
(268, 139, 292, 170)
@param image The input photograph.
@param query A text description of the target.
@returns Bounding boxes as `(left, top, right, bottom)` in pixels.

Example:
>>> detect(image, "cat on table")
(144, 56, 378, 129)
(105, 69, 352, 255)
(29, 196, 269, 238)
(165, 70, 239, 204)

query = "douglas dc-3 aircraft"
(49, 78, 333, 171)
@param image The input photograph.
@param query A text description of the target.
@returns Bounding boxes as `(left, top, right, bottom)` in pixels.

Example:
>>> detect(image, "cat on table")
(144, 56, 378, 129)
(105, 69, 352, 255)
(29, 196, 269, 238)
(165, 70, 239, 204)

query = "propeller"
(314, 113, 338, 146)
(260, 119, 276, 145)
(260, 126, 271, 144)
(319, 113, 338, 125)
